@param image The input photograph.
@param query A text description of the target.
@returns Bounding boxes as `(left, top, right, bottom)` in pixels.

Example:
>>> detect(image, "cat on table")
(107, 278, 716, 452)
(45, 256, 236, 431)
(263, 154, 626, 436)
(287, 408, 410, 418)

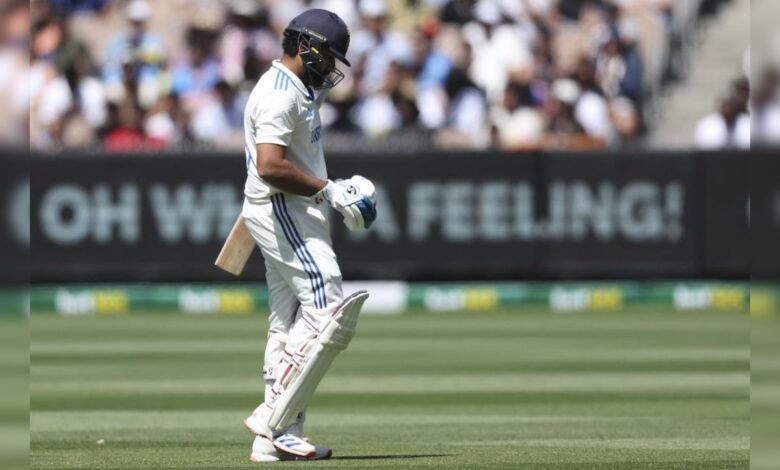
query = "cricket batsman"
(237, 9, 376, 462)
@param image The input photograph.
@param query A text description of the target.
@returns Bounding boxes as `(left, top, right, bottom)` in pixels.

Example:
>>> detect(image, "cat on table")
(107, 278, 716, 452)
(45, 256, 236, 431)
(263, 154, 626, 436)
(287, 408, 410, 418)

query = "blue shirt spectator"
(102, 1, 165, 93)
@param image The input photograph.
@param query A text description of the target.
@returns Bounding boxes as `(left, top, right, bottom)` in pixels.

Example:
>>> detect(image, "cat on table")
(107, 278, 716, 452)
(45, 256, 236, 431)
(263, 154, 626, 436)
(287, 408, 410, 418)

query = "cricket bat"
(215, 216, 255, 276)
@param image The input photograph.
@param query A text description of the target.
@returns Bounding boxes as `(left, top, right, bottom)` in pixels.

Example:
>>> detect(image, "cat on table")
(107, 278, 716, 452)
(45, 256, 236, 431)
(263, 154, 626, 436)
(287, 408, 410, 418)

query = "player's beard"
(305, 67, 326, 89)
(300, 55, 344, 90)
(304, 66, 343, 90)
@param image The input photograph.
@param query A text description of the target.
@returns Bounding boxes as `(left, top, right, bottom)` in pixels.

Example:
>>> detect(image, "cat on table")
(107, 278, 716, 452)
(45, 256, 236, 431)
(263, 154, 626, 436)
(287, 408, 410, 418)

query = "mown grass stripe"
(30, 310, 749, 469)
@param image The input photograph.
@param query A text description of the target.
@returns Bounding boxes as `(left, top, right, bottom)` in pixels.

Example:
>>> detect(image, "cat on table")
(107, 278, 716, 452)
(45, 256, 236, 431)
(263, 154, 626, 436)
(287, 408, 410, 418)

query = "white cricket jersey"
(243, 60, 328, 200)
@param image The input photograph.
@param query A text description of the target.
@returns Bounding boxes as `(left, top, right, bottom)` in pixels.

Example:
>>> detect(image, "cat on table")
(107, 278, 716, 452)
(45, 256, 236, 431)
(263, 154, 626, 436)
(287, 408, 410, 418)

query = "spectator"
(170, 25, 222, 111)
(492, 72, 546, 149)
(144, 94, 182, 145)
(573, 57, 615, 143)
(219, 1, 277, 85)
(350, 0, 414, 97)
(616, 19, 643, 102)
(610, 96, 641, 146)
(462, 0, 535, 103)
(752, 68, 780, 147)
(355, 88, 402, 137)
(190, 80, 244, 147)
(694, 96, 750, 150)
(0, 0, 31, 146)
(30, 15, 73, 149)
(322, 91, 361, 133)
(435, 66, 489, 147)
(63, 49, 106, 130)
(414, 25, 452, 89)
(547, 78, 586, 135)
(104, 101, 165, 152)
(103, 0, 166, 109)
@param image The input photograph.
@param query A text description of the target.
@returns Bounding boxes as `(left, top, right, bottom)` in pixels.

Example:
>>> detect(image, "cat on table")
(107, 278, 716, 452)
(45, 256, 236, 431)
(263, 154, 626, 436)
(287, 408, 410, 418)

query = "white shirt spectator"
(192, 97, 232, 143)
(355, 92, 401, 136)
(79, 76, 107, 128)
(145, 112, 178, 143)
(695, 112, 751, 150)
(0, 49, 30, 145)
(416, 85, 448, 129)
(449, 87, 487, 134)
(495, 107, 545, 148)
(349, 29, 414, 96)
(31, 68, 72, 128)
(755, 104, 780, 146)
(575, 90, 614, 142)
(463, 16, 534, 103)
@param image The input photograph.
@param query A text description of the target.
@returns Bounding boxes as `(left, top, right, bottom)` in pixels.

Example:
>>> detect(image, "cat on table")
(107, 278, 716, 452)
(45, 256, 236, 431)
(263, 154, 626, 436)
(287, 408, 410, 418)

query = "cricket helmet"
(284, 9, 351, 90)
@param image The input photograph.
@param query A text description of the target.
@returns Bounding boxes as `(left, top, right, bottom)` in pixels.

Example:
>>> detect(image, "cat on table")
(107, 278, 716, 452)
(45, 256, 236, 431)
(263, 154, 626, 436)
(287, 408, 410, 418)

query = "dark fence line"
(21, 150, 767, 283)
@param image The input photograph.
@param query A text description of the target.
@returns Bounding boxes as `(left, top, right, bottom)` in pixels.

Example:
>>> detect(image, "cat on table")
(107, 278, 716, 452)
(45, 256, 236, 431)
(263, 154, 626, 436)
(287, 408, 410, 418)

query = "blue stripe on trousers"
(276, 194, 327, 309)
(271, 194, 327, 308)
(270, 194, 323, 309)
(270, 194, 325, 309)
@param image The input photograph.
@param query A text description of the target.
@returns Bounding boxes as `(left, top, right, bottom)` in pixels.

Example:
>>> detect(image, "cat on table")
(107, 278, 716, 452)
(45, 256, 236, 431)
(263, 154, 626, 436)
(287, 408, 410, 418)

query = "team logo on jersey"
(311, 125, 321, 144)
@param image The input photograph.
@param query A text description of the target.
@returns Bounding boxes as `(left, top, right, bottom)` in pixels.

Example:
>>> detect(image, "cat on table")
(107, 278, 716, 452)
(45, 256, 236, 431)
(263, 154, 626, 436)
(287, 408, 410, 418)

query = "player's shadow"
(332, 453, 451, 461)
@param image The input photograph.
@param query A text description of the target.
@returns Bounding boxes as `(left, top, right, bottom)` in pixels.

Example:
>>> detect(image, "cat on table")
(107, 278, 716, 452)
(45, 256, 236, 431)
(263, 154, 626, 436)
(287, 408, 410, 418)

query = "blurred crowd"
(6, 0, 713, 153)
(20, 0, 678, 153)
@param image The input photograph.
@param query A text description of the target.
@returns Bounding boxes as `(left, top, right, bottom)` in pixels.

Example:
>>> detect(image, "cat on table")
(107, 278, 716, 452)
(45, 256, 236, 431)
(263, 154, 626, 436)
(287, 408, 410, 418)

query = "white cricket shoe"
(249, 435, 332, 462)
(249, 436, 280, 463)
(272, 432, 316, 458)
(245, 406, 332, 462)
(243, 405, 273, 441)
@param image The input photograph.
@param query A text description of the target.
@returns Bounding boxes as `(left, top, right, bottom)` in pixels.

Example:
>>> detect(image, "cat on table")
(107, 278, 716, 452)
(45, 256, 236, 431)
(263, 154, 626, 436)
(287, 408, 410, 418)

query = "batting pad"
(267, 290, 369, 432)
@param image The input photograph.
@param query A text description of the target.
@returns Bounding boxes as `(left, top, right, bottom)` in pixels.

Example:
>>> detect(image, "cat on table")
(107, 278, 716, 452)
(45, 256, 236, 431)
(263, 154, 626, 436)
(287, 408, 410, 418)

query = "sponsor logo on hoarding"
(673, 286, 746, 310)
(423, 287, 500, 312)
(179, 288, 254, 314)
(549, 287, 623, 312)
(55, 289, 128, 315)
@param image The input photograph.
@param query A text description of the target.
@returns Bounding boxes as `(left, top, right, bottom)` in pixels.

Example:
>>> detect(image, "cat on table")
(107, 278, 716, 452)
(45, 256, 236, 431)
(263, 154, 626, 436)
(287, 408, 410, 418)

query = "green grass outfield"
(1, 319, 29, 470)
(752, 314, 780, 470)
(31, 308, 749, 469)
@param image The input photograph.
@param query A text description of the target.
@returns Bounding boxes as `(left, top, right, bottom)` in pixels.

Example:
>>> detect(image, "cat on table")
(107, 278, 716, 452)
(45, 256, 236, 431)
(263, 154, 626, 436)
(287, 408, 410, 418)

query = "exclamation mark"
(665, 183, 683, 242)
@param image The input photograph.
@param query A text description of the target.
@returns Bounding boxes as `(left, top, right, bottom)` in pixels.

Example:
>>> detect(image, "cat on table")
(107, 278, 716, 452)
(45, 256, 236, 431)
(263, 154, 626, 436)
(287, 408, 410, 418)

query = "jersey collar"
(271, 60, 315, 101)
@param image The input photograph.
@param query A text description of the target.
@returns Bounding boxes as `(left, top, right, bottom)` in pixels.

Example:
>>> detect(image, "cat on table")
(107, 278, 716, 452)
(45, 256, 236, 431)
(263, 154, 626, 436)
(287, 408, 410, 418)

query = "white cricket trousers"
(242, 193, 343, 418)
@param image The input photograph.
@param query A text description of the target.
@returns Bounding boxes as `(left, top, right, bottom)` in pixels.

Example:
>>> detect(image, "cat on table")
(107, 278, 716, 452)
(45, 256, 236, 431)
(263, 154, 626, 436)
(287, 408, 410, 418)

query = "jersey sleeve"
(252, 92, 298, 147)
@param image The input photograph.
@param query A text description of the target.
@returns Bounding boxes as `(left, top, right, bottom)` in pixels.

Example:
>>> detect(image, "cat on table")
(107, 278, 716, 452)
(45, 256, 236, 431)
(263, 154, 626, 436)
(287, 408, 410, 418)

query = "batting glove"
(320, 176, 377, 231)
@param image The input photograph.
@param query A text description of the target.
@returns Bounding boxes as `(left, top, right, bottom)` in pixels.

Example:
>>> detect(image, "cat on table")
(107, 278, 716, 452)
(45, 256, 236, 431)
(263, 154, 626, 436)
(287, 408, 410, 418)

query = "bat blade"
(215, 215, 255, 276)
